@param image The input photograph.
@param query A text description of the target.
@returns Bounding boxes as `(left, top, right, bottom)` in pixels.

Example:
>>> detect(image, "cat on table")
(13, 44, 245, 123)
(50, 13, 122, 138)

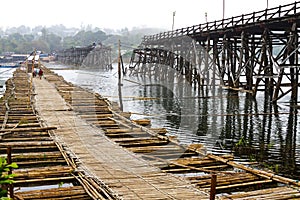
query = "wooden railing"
(143, 1, 300, 43)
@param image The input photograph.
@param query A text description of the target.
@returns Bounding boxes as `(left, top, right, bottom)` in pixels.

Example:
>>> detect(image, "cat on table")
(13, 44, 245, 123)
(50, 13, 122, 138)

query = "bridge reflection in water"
(135, 75, 299, 178)
(125, 0, 300, 179)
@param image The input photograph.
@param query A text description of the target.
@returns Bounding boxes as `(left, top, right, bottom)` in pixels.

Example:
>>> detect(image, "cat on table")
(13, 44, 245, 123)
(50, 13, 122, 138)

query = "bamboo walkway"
(1, 69, 110, 199)
(2, 66, 300, 199)
(33, 69, 206, 199)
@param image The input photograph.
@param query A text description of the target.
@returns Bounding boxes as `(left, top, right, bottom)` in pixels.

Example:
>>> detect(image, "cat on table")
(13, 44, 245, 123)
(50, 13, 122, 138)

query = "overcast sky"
(1, 0, 297, 30)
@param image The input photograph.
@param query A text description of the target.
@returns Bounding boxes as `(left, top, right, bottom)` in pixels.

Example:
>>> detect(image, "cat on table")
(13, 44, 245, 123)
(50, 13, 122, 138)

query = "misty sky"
(2, 0, 297, 30)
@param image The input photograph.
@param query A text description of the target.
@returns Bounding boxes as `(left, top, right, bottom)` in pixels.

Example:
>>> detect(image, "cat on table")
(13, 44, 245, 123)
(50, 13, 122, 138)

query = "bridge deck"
(7, 65, 300, 199)
(33, 73, 206, 199)
(143, 1, 300, 44)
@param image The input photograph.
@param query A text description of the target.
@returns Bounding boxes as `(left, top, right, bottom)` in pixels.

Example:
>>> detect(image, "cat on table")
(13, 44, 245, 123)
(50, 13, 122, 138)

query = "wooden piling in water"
(210, 174, 217, 200)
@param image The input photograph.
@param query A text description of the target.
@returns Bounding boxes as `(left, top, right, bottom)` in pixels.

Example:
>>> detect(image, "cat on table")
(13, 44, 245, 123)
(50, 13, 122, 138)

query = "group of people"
(32, 68, 43, 79)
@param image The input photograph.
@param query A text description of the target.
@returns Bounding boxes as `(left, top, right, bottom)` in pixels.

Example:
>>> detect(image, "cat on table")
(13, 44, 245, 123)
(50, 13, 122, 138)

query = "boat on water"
(0, 62, 20, 68)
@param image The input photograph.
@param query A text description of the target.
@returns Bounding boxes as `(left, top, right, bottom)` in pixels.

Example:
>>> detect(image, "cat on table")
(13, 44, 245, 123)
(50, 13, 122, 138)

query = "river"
(45, 62, 300, 179)
(0, 67, 19, 96)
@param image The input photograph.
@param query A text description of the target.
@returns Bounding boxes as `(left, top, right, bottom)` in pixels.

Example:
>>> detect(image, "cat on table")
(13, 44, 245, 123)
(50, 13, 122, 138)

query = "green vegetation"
(58, 182, 64, 188)
(235, 136, 248, 147)
(234, 136, 257, 161)
(0, 157, 18, 199)
(0, 25, 165, 58)
(234, 137, 281, 174)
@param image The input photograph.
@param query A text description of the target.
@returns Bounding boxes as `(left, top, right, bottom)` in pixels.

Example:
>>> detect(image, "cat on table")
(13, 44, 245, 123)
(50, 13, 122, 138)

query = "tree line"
(0, 25, 165, 58)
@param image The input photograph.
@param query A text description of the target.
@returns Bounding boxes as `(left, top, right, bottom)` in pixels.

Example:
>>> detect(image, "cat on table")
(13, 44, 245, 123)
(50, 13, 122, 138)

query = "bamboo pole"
(207, 154, 300, 187)
(75, 174, 107, 200)
(13, 176, 75, 185)
(0, 141, 56, 147)
(15, 186, 89, 199)
(0, 126, 57, 135)
(142, 154, 235, 174)
(216, 179, 273, 190)
(223, 186, 300, 199)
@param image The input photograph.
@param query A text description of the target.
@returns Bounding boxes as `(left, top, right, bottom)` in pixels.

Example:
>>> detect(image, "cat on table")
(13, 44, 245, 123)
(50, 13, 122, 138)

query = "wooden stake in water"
(210, 173, 217, 200)
(7, 147, 13, 199)
(118, 39, 121, 85)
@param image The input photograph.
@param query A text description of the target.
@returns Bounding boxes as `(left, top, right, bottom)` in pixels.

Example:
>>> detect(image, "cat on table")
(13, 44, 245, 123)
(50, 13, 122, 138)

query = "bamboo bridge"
(0, 64, 297, 199)
(1, 1, 300, 199)
(129, 1, 300, 103)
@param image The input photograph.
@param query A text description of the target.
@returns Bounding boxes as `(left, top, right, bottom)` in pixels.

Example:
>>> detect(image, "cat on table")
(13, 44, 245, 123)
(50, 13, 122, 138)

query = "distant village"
(0, 51, 55, 68)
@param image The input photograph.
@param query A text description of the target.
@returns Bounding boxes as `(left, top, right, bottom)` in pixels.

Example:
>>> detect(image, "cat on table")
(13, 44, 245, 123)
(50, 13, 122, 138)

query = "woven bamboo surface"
(33, 74, 207, 199)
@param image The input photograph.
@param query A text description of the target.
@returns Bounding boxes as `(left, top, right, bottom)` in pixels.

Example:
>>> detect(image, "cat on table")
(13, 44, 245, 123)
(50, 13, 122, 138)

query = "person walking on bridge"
(38, 68, 43, 79)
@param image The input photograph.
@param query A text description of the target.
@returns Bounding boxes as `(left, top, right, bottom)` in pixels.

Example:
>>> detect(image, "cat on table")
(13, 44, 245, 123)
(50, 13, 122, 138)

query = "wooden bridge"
(0, 1, 300, 199)
(57, 43, 112, 69)
(0, 63, 297, 199)
(130, 1, 300, 103)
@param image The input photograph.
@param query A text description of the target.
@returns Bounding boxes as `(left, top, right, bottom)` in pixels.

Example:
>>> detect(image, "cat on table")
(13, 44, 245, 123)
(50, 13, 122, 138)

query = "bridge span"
(7, 63, 299, 199)
(130, 1, 300, 102)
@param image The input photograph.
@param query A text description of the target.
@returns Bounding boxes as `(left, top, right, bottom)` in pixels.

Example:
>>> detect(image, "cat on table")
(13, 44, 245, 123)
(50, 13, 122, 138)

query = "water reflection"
(133, 79, 299, 177)
(281, 105, 297, 176)
(216, 92, 299, 178)
(142, 85, 181, 129)
(50, 63, 300, 178)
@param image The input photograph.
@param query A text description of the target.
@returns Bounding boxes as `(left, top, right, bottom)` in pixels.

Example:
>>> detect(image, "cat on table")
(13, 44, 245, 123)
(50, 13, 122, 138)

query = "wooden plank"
(0, 141, 56, 147)
(0, 126, 57, 133)
(15, 186, 90, 199)
(14, 176, 76, 185)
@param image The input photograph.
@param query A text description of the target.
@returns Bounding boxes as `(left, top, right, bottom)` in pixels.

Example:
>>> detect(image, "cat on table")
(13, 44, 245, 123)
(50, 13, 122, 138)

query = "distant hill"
(102, 27, 166, 61)
(0, 25, 165, 59)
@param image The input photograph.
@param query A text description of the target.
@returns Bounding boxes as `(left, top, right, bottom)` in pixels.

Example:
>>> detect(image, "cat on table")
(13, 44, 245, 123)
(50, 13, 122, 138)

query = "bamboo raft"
(38, 65, 300, 199)
(0, 69, 117, 199)
(33, 67, 205, 199)
(1, 66, 299, 199)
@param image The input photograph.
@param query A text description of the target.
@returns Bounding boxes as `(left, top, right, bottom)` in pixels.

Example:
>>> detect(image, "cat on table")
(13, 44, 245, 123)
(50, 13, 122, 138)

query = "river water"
(45, 62, 300, 179)
(0, 68, 19, 95)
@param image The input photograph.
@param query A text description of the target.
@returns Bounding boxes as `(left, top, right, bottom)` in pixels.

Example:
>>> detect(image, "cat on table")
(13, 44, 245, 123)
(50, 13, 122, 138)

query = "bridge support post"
(205, 36, 211, 87)
(273, 22, 299, 103)
(227, 38, 234, 87)
(221, 35, 226, 86)
(212, 39, 218, 91)
(290, 23, 299, 103)
(243, 32, 253, 96)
